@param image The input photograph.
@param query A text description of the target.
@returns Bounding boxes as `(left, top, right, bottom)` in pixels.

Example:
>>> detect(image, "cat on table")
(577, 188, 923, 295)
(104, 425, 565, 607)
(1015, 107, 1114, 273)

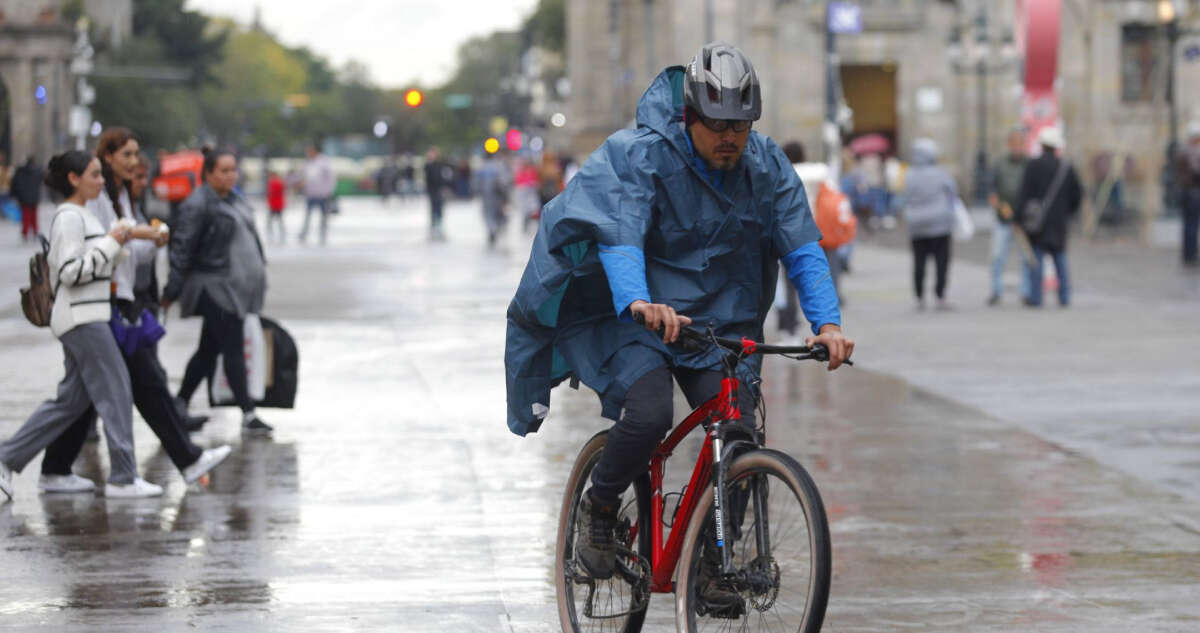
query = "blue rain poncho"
(505, 66, 839, 436)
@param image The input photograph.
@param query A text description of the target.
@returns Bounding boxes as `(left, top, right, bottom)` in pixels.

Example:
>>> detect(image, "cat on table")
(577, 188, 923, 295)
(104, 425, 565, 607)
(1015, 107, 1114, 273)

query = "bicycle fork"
(709, 421, 735, 576)
(710, 422, 773, 580)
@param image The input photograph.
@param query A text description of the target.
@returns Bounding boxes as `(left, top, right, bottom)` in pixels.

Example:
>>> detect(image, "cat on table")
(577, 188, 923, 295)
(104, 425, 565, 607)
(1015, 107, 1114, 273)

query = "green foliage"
(523, 0, 565, 52)
(91, 0, 566, 156)
(131, 0, 227, 85)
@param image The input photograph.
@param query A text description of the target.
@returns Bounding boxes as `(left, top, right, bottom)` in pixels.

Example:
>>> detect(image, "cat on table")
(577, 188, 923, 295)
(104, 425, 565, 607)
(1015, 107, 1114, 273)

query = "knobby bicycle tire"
(674, 449, 831, 633)
(556, 431, 653, 633)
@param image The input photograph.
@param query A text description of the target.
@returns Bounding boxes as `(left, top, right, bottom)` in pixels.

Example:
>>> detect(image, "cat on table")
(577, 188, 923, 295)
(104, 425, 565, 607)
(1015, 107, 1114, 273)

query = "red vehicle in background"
(152, 151, 205, 203)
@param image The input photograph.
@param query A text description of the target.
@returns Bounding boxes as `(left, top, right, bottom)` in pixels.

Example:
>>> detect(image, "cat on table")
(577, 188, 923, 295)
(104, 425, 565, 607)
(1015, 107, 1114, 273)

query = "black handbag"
(1022, 160, 1070, 234)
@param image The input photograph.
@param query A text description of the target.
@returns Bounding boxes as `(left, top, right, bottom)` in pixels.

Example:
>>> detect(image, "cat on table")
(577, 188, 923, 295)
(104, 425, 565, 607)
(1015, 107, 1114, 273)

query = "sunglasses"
(698, 116, 752, 133)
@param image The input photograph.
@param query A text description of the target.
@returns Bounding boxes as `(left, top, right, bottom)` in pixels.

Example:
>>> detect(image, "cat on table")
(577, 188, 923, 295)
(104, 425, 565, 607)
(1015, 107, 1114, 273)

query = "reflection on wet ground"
(1, 200, 1198, 631)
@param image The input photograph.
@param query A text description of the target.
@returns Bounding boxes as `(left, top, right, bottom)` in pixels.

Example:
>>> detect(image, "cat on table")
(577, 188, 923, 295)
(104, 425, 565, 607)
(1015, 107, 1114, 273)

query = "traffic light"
(484, 138, 500, 154)
(405, 89, 423, 108)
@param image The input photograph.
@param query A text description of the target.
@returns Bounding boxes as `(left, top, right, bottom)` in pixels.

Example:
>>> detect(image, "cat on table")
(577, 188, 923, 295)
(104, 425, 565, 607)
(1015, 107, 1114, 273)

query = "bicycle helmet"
(684, 42, 762, 122)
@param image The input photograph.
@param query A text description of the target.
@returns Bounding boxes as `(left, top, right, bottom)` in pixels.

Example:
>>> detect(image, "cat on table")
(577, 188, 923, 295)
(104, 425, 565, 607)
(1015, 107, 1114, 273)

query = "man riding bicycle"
(506, 43, 854, 604)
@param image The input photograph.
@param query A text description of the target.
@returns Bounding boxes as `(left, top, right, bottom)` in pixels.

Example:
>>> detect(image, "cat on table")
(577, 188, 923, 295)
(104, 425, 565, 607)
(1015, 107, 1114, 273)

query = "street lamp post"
(948, 4, 1015, 205)
(1159, 0, 1192, 215)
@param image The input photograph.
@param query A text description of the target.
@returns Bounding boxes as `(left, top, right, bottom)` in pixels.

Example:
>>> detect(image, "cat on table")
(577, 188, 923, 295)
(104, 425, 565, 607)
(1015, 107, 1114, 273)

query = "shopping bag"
(209, 314, 267, 406)
(952, 198, 975, 242)
(259, 316, 298, 409)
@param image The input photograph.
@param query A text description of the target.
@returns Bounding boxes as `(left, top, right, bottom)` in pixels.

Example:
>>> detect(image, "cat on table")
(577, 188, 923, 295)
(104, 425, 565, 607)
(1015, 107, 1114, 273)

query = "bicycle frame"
(641, 374, 748, 593)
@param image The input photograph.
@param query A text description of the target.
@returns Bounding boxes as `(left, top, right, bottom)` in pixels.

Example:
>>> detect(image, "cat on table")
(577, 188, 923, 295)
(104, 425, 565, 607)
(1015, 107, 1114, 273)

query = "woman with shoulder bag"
(40, 130, 231, 493)
(164, 149, 273, 437)
(0, 152, 161, 500)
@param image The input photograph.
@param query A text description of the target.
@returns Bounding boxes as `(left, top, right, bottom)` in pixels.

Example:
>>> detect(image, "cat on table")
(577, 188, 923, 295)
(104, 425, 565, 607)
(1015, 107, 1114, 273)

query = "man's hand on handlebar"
(806, 324, 855, 371)
(630, 300, 692, 344)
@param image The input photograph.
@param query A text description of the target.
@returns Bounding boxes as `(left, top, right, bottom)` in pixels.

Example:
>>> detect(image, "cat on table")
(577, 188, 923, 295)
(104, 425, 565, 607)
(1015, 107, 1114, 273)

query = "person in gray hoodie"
(902, 138, 958, 310)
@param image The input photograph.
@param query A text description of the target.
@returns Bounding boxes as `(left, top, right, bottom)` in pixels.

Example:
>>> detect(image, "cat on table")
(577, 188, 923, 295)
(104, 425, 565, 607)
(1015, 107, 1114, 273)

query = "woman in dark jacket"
(163, 149, 272, 436)
(1014, 127, 1082, 307)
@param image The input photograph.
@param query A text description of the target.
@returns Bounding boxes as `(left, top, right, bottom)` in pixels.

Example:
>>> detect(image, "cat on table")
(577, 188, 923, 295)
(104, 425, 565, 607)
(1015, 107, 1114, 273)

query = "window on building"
(1121, 24, 1163, 103)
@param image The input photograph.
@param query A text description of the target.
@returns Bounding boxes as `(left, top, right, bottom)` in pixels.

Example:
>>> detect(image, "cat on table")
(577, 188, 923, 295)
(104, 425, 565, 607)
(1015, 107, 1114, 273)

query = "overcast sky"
(187, 0, 538, 88)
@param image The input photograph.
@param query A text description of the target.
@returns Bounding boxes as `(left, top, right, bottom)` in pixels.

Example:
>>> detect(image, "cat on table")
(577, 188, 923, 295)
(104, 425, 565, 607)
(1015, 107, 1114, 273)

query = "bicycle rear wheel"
(675, 449, 831, 633)
(556, 430, 653, 633)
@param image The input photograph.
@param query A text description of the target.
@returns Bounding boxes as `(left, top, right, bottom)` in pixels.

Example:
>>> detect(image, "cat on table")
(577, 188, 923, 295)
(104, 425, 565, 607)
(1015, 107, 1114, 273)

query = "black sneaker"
(576, 490, 619, 579)
(697, 526, 746, 618)
(696, 575, 745, 618)
(242, 414, 274, 438)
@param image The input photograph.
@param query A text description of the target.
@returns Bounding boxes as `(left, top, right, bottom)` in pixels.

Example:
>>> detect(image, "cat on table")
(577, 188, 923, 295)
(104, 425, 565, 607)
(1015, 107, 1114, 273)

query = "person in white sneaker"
(0, 151, 161, 503)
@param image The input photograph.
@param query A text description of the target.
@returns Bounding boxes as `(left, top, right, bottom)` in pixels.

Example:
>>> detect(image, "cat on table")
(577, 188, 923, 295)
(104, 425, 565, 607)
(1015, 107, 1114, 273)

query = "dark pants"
(42, 342, 202, 475)
(589, 364, 757, 504)
(1027, 245, 1071, 307)
(20, 204, 37, 240)
(911, 234, 951, 300)
(178, 293, 255, 413)
(429, 193, 444, 229)
(1183, 188, 1200, 264)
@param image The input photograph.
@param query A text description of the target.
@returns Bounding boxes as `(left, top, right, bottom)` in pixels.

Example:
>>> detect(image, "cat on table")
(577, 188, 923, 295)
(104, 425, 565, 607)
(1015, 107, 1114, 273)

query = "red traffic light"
(405, 89, 423, 108)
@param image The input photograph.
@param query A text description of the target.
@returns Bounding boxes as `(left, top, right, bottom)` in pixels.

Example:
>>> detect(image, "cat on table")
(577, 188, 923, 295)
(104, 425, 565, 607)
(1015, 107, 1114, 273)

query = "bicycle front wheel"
(556, 430, 653, 633)
(675, 449, 831, 633)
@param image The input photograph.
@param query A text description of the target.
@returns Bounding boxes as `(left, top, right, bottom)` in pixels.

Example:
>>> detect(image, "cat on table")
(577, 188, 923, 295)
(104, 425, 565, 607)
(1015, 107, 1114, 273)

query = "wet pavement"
(1, 197, 1198, 631)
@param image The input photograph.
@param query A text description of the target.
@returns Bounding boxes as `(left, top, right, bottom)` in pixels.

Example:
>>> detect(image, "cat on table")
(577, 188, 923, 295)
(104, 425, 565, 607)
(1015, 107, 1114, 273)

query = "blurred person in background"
(43, 129, 230, 489)
(12, 155, 44, 242)
(514, 158, 541, 231)
(399, 158, 415, 200)
(987, 127, 1032, 306)
(1176, 121, 1200, 268)
(375, 158, 397, 205)
(0, 151, 157, 500)
(778, 141, 828, 334)
(424, 146, 448, 240)
(473, 150, 510, 248)
(0, 152, 13, 227)
(902, 138, 958, 311)
(537, 150, 564, 210)
(299, 143, 335, 246)
(164, 149, 272, 437)
(266, 170, 286, 244)
(1015, 127, 1082, 308)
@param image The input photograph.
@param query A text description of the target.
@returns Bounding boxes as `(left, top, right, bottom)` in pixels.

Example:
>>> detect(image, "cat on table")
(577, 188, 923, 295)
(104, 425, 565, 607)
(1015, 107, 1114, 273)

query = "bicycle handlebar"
(632, 313, 852, 366)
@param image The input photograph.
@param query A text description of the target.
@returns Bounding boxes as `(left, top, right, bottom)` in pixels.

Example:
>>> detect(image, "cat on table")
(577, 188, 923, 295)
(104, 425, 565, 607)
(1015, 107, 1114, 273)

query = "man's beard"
(705, 147, 742, 171)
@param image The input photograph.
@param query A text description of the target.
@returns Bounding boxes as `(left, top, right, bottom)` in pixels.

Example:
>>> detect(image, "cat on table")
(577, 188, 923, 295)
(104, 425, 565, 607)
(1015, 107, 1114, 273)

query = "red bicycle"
(555, 324, 839, 633)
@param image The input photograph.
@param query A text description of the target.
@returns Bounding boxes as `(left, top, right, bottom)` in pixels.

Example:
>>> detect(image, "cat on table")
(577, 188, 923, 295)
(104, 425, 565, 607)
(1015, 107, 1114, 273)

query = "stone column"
(8, 57, 35, 165)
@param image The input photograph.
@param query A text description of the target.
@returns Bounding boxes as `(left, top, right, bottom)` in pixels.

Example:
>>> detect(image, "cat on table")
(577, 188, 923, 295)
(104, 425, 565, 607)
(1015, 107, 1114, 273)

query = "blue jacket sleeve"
(781, 243, 842, 334)
(598, 244, 650, 320)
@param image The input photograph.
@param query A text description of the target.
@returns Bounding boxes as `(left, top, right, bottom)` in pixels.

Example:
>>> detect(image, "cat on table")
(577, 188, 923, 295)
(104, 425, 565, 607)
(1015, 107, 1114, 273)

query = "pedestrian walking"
(163, 149, 273, 437)
(11, 155, 43, 242)
(0, 152, 15, 226)
(298, 144, 335, 245)
(1176, 121, 1200, 268)
(266, 170, 286, 244)
(987, 127, 1032, 305)
(0, 151, 162, 501)
(473, 152, 510, 247)
(424, 146, 448, 240)
(376, 159, 397, 205)
(41, 129, 231, 488)
(537, 151, 564, 209)
(902, 138, 958, 310)
(1015, 126, 1083, 307)
(778, 140, 851, 334)
(514, 159, 541, 232)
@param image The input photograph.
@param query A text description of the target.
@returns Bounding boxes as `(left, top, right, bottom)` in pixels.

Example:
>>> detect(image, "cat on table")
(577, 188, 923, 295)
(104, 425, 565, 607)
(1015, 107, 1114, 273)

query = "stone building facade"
(566, 0, 1200, 220)
(0, 0, 131, 163)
